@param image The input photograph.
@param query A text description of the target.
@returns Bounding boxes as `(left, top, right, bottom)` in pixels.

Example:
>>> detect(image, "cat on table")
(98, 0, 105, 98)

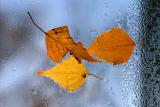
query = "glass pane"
(1, 0, 159, 107)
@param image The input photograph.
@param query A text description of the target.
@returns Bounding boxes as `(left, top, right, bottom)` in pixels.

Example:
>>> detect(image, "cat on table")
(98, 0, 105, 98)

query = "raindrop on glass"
(88, 29, 98, 37)
(31, 89, 38, 95)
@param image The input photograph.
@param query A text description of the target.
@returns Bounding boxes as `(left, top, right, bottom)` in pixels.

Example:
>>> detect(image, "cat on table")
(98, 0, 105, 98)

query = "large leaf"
(46, 26, 97, 63)
(87, 28, 135, 64)
(46, 26, 74, 62)
(36, 56, 88, 91)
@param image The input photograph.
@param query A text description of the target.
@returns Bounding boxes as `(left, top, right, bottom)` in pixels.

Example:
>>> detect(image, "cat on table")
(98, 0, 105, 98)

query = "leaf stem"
(27, 12, 47, 35)
(27, 12, 82, 61)
(136, 40, 143, 45)
(88, 73, 103, 80)
(27, 12, 70, 50)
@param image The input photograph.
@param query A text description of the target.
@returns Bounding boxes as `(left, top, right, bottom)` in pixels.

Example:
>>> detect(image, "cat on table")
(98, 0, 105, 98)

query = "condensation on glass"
(1, 0, 159, 107)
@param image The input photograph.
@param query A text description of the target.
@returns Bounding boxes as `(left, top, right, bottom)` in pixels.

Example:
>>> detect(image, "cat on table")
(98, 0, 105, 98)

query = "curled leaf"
(70, 42, 98, 63)
(46, 26, 74, 62)
(87, 28, 135, 64)
(28, 12, 96, 63)
(46, 26, 97, 63)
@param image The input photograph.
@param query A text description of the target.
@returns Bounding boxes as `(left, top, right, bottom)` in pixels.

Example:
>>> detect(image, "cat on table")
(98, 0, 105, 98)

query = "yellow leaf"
(87, 28, 135, 64)
(36, 56, 88, 91)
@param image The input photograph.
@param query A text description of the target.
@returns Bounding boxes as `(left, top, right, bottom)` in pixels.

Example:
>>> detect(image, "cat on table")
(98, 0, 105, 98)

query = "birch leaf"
(87, 28, 135, 64)
(28, 12, 96, 63)
(46, 26, 74, 62)
(36, 56, 88, 91)
(46, 26, 97, 63)
(70, 42, 98, 63)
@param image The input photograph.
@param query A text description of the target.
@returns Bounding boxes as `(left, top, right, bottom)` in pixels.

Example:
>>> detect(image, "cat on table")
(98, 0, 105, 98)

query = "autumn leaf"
(70, 42, 98, 63)
(28, 12, 96, 63)
(87, 28, 135, 64)
(36, 56, 88, 91)
(36, 56, 102, 91)
(46, 26, 97, 63)
(46, 26, 74, 62)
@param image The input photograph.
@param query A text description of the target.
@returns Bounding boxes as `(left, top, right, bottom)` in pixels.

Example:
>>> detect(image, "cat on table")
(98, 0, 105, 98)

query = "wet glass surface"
(0, 0, 159, 107)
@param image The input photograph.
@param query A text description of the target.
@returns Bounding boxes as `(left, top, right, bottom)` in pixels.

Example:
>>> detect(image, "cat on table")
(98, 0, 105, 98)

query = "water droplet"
(10, 64, 16, 72)
(88, 30, 98, 37)
(117, 23, 123, 28)
(104, 78, 109, 83)
(44, 95, 49, 99)
(31, 89, 38, 95)
(11, 68, 16, 72)
(104, 1, 108, 8)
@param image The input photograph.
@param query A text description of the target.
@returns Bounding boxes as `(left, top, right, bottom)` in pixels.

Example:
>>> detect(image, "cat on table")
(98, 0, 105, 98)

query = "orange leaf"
(28, 12, 96, 63)
(70, 42, 98, 63)
(87, 28, 135, 64)
(46, 26, 74, 62)
(46, 26, 97, 63)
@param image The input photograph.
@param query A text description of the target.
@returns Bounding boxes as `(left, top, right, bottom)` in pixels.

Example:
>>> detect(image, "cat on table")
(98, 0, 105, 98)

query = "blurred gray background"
(0, 0, 142, 107)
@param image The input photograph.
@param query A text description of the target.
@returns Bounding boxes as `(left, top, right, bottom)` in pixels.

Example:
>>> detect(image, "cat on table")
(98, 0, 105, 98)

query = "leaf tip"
(137, 40, 143, 45)
(35, 71, 44, 75)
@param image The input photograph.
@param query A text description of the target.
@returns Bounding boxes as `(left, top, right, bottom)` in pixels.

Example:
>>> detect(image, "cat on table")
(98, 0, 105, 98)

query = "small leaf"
(46, 26, 97, 63)
(27, 12, 96, 63)
(46, 26, 74, 62)
(36, 56, 88, 91)
(87, 28, 135, 64)
(70, 42, 98, 63)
